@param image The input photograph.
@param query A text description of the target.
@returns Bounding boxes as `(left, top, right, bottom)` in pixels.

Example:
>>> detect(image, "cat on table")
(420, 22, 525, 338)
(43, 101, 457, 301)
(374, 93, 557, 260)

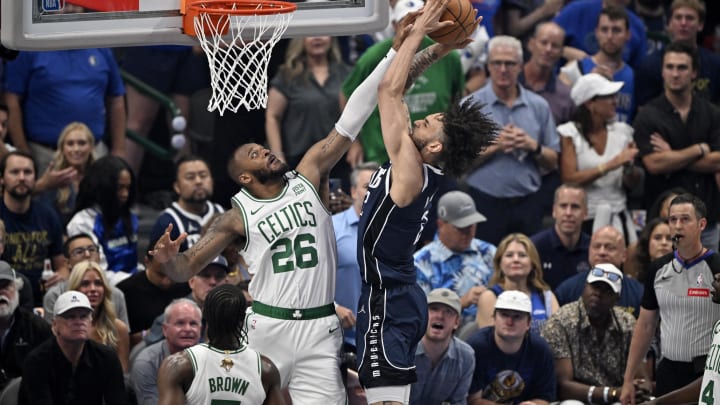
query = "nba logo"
(42, 0, 63, 12)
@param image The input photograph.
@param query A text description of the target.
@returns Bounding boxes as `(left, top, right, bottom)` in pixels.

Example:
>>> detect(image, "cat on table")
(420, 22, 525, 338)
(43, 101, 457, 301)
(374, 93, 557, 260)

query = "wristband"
(699, 144, 706, 157)
(603, 386, 609, 403)
(597, 164, 606, 176)
(588, 385, 596, 404)
(532, 142, 542, 156)
(611, 388, 617, 401)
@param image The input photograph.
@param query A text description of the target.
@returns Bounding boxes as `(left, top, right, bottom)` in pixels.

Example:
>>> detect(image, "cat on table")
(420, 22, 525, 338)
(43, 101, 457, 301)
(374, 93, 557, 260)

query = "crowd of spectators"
(1, 0, 720, 404)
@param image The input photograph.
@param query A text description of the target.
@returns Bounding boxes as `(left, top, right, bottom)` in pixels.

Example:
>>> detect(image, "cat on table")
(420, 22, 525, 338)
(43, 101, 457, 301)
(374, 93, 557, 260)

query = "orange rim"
(187, 0, 297, 15)
(182, 0, 296, 36)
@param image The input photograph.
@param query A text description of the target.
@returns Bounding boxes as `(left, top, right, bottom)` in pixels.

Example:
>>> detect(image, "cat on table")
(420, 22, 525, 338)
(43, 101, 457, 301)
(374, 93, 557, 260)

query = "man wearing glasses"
(41, 233, 129, 324)
(20, 291, 129, 404)
(542, 263, 638, 404)
(462, 35, 559, 246)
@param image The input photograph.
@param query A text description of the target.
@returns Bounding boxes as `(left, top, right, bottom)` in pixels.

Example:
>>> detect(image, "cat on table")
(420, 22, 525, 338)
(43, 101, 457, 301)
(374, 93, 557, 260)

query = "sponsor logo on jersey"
(688, 288, 710, 297)
(293, 183, 306, 196)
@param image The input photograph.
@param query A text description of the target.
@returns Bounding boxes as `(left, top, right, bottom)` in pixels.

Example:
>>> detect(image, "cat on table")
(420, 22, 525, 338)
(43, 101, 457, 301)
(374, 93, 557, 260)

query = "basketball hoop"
(183, 0, 296, 115)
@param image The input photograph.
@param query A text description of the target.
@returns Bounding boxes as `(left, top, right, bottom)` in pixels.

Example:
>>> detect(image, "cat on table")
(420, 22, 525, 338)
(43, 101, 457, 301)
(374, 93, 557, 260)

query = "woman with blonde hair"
(266, 36, 351, 178)
(37, 122, 95, 223)
(476, 233, 559, 333)
(67, 260, 130, 372)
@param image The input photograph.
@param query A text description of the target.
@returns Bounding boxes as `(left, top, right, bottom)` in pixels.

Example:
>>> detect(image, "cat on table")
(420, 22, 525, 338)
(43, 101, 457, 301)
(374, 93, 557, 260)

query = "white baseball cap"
(437, 191, 487, 228)
(391, 0, 424, 23)
(586, 263, 623, 294)
(494, 290, 532, 314)
(54, 291, 93, 316)
(570, 73, 624, 106)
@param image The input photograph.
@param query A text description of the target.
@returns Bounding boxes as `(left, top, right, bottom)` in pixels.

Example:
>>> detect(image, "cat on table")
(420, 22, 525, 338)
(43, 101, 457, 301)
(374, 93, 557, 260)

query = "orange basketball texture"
(428, 0, 477, 44)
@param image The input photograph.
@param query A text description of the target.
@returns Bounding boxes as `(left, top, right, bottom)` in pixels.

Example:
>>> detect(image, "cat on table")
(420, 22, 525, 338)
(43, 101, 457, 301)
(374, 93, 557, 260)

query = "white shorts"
(365, 385, 411, 404)
(244, 308, 345, 405)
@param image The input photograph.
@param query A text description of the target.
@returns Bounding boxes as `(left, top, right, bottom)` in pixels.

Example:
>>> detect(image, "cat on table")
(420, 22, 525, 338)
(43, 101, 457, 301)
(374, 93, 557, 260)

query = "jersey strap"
(252, 301, 335, 320)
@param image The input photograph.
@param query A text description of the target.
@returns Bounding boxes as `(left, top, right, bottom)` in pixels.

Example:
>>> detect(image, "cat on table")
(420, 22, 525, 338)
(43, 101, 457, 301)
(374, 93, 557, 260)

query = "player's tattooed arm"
(152, 209, 246, 282)
(405, 36, 475, 91)
(157, 352, 194, 405)
(405, 46, 441, 91)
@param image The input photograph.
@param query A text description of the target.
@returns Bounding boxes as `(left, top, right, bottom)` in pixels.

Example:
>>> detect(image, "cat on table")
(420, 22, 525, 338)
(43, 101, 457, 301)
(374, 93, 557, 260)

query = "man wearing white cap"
(415, 191, 496, 327)
(467, 290, 556, 404)
(542, 263, 637, 404)
(410, 288, 475, 405)
(20, 290, 129, 404)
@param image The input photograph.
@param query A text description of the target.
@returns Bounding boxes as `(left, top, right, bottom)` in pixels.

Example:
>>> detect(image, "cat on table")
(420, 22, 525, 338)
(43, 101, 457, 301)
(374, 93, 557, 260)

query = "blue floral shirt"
(415, 235, 496, 321)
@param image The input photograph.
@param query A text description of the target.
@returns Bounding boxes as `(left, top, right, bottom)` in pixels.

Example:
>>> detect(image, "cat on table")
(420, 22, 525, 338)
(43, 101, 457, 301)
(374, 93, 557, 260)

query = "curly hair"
(74, 156, 136, 236)
(67, 260, 119, 348)
(489, 233, 551, 293)
(438, 98, 498, 177)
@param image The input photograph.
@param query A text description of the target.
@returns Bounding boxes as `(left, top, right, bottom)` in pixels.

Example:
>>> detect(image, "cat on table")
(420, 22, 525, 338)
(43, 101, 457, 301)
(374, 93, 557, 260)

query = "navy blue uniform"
(356, 162, 442, 388)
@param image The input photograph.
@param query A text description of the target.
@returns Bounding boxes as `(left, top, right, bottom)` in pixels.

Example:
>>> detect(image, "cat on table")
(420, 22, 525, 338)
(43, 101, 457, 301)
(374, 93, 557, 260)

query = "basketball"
(428, 0, 477, 45)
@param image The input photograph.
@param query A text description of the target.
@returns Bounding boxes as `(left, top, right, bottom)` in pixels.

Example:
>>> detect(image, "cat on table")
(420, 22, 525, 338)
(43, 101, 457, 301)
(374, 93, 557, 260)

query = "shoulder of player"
(259, 354, 282, 388)
(160, 350, 195, 379)
(704, 251, 720, 273)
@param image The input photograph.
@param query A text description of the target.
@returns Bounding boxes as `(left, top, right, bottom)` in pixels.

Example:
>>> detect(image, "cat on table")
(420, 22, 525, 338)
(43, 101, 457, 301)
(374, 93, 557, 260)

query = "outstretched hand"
(149, 224, 187, 264)
(412, 0, 454, 36)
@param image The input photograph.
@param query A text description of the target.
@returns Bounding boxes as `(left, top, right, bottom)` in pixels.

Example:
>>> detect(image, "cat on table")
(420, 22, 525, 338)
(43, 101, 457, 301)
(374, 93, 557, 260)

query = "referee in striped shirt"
(620, 194, 720, 404)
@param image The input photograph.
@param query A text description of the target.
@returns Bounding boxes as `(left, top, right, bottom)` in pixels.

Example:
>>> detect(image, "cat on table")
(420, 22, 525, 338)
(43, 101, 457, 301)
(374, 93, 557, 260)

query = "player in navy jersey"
(355, 1, 497, 403)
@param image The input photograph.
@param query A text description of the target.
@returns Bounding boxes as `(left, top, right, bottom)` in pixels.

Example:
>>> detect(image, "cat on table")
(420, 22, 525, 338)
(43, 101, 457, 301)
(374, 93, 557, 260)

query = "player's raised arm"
(295, 10, 445, 189)
(151, 209, 245, 282)
(377, 0, 452, 207)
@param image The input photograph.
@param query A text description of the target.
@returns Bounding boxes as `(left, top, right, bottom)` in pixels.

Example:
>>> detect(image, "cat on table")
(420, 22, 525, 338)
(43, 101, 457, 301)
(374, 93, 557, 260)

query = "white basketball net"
(193, 5, 293, 115)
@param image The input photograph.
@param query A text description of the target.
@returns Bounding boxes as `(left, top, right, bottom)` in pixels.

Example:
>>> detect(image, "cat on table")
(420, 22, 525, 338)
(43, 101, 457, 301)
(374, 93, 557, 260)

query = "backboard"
(1, 0, 388, 51)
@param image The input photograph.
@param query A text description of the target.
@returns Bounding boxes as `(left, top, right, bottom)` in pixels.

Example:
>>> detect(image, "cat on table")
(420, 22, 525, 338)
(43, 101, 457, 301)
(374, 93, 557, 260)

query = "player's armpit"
(260, 355, 286, 405)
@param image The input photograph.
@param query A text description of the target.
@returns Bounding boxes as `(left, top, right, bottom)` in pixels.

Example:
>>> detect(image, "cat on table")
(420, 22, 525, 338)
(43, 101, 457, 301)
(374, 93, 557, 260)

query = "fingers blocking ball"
(428, 0, 478, 44)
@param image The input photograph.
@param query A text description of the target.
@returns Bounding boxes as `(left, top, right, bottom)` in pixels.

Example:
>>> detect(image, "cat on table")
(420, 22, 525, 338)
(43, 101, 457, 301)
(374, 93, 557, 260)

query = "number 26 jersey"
(232, 172, 337, 309)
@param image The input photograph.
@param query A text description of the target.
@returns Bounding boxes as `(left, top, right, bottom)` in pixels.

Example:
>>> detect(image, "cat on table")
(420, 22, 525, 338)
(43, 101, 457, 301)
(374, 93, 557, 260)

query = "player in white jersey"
(637, 272, 720, 405)
(158, 284, 284, 405)
(150, 23, 437, 403)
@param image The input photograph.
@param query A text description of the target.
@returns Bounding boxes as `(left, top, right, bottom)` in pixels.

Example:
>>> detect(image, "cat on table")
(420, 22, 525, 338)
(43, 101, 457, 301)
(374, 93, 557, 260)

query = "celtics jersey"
(701, 320, 720, 405)
(185, 343, 266, 405)
(231, 173, 336, 308)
